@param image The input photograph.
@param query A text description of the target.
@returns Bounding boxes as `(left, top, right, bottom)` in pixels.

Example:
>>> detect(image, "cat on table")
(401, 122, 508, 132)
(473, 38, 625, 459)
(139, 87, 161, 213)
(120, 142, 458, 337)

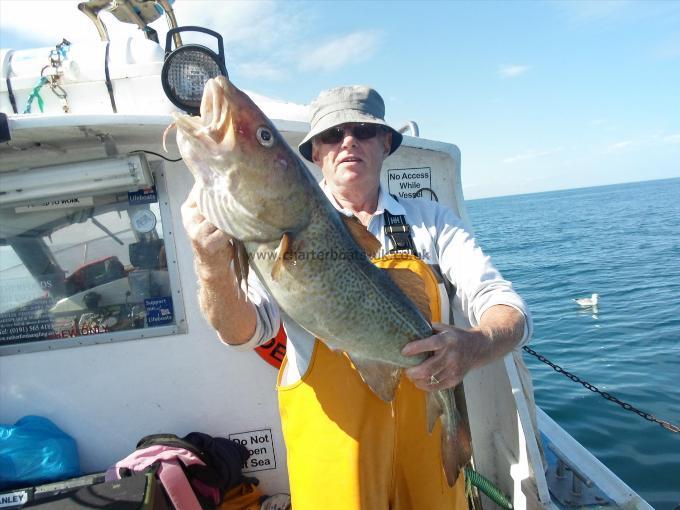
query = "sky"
(0, 0, 679, 199)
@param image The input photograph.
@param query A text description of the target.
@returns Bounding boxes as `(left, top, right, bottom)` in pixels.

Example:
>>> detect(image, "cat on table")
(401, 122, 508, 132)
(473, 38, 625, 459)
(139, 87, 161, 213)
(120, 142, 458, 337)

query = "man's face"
(311, 123, 392, 191)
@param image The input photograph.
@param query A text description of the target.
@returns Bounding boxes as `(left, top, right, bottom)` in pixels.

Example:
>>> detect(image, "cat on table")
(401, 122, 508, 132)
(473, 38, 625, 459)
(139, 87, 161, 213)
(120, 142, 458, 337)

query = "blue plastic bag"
(0, 415, 80, 489)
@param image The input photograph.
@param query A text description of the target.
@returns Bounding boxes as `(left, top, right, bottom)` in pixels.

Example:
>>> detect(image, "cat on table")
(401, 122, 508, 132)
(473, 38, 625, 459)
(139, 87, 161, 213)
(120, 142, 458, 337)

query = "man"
(182, 86, 532, 509)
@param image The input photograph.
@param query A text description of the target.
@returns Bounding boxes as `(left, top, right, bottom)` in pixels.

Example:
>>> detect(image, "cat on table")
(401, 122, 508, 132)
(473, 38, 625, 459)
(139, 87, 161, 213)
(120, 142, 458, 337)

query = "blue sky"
(1, 0, 679, 198)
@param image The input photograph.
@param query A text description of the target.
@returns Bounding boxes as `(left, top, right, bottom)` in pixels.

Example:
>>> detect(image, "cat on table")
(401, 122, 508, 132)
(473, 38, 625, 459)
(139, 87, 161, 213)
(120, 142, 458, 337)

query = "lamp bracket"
(78, 127, 119, 156)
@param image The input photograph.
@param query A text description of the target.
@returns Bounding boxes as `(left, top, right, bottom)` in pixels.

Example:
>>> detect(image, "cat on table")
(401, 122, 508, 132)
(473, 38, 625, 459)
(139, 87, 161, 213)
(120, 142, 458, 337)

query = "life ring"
(255, 324, 287, 369)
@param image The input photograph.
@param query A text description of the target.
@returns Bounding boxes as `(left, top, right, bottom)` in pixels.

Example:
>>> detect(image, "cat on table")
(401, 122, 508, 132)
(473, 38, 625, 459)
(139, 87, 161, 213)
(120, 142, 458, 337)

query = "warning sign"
(387, 167, 437, 201)
(16, 196, 94, 213)
(229, 428, 277, 473)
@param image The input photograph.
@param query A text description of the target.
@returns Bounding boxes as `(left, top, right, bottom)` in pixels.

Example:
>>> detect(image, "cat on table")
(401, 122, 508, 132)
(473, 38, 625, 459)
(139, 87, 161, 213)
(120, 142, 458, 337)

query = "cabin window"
(0, 164, 184, 355)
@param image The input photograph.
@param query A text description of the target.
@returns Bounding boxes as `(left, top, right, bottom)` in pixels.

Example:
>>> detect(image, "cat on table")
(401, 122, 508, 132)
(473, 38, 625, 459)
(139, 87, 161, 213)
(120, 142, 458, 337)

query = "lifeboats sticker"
(144, 297, 173, 327)
(229, 428, 277, 472)
(128, 185, 157, 205)
(387, 167, 437, 201)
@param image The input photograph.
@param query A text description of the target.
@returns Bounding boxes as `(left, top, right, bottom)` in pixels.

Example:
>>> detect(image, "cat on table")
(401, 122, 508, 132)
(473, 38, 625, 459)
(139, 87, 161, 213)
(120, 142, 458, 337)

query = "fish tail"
(430, 388, 472, 487)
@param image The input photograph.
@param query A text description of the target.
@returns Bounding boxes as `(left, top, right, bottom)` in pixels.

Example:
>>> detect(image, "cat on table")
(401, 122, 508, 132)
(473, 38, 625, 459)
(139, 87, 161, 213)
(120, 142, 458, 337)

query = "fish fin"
(453, 384, 473, 465)
(347, 354, 401, 402)
(162, 121, 176, 153)
(233, 240, 249, 291)
(426, 391, 442, 434)
(436, 388, 472, 487)
(341, 214, 382, 258)
(271, 232, 293, 281)
(385, 268, 432, 323)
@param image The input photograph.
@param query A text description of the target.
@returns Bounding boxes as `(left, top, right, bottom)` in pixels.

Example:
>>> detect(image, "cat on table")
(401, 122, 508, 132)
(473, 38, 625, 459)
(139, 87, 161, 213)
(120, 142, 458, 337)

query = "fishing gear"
(465, 467, 513, 509)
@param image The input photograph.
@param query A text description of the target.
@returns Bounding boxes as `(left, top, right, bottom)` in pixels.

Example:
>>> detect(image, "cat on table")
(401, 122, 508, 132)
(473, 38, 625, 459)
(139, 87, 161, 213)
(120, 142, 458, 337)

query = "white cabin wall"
(0, 129, 290, 494)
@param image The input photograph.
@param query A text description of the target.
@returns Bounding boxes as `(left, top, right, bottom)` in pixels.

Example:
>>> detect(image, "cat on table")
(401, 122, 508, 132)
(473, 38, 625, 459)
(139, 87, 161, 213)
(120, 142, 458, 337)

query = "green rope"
(465, 466, 513, 509)
(23, 76, 48, 113)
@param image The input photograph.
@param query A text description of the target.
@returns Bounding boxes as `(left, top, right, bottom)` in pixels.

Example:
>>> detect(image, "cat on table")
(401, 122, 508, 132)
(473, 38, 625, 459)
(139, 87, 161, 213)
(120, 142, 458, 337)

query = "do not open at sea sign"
(229, 428, 277, 473)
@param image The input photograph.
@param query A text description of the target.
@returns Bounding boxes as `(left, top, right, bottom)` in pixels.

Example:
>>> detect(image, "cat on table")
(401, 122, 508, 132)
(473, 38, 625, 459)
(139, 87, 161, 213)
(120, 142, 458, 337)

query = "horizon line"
(464, 176, 680, 202)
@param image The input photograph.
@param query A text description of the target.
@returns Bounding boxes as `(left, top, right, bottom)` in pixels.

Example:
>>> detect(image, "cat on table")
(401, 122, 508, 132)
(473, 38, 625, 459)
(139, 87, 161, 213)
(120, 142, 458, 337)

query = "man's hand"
(402, 324, 483, 391)
(402, 305, 525, 391)
(180, 187, 257, 345)
(181, 189, 234, 281)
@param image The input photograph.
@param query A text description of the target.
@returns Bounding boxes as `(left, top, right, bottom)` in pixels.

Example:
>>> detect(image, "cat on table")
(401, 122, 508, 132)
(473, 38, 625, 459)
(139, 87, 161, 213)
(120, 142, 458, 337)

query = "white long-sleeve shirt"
(231, 184, 532, 385)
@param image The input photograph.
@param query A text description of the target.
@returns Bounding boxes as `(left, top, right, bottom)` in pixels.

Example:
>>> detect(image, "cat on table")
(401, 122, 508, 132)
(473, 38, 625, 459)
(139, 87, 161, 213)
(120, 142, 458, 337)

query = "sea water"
(466, 177, 680, 509)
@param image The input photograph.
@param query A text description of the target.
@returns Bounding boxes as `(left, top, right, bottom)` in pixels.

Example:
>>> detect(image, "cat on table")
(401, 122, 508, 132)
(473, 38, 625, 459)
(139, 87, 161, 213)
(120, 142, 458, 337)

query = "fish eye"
(256, 127, 274, 147)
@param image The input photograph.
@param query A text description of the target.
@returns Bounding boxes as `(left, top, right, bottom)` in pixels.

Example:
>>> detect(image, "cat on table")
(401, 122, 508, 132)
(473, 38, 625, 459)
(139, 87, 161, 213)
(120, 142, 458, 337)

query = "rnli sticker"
(256, 325, 287, 368)
(229, 428, 277, 472)
(387, 167, 437, 201)
(128, 186, 157, 205)
(144, 297, 173, 327)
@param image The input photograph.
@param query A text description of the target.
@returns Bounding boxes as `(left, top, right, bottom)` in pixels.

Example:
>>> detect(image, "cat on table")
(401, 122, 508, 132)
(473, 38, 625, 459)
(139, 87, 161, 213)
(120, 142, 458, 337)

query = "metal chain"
(22, 40, 69, 113)
(41, 39, 71, 113)
(522, 345, 680, 433)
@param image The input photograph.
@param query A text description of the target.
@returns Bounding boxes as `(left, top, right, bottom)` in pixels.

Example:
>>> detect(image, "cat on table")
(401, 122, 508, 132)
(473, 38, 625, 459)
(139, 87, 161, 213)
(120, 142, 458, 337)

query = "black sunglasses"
(316, 123, 382, 145)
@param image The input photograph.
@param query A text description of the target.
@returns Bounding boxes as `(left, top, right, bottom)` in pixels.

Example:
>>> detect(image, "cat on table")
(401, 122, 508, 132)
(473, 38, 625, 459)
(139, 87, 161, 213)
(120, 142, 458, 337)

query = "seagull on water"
(574, 293, 599, 307)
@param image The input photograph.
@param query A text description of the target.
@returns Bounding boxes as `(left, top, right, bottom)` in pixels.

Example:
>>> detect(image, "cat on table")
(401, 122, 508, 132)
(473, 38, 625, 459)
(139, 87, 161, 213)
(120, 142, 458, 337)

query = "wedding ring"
(429, 374, 439, 385)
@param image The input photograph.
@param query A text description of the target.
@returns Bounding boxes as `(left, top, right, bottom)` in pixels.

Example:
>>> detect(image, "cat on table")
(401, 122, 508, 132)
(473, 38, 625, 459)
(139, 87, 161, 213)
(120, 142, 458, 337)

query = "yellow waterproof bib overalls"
(277, 252, 468, 509)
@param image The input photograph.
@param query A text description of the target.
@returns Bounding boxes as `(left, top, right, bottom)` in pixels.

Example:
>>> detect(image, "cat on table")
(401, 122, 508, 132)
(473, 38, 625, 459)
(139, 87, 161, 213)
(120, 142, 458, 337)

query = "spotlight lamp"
(161, 26, 227, 115)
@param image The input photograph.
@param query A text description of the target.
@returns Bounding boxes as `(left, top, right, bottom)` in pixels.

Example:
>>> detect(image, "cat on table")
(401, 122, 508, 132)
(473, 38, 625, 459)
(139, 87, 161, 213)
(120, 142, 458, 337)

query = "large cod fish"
(171, 76, 471, 485)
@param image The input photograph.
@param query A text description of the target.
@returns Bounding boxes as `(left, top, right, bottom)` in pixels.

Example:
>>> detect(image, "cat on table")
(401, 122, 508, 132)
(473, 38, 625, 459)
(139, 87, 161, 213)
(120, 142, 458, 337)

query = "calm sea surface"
(466, 178, 680, 509)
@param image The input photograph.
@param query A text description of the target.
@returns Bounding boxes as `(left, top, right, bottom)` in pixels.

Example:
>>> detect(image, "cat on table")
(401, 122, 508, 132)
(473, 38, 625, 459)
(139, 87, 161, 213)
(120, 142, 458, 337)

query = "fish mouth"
(169, 76, 238, 188)
(172, 76, 235, 153)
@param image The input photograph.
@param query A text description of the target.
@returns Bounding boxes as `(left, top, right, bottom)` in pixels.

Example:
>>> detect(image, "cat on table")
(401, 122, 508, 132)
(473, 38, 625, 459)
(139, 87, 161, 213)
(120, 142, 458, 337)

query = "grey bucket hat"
(298, 85, 403, 162)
